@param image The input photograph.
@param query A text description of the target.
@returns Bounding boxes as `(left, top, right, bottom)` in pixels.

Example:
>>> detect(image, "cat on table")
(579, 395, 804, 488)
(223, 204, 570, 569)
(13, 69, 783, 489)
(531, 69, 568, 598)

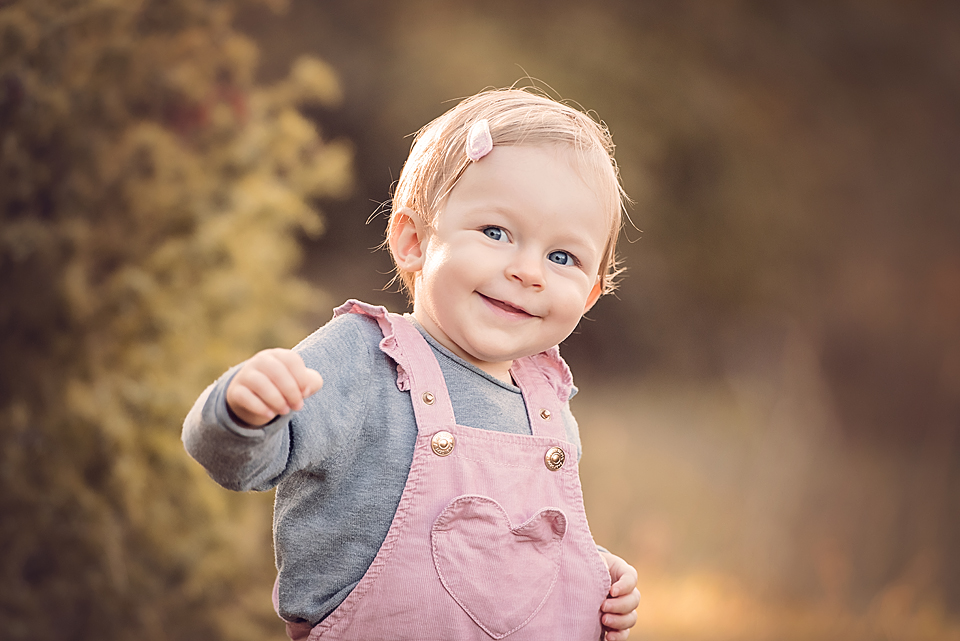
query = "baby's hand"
(599, 550, 640, 641)
(225, 348, 324, 427)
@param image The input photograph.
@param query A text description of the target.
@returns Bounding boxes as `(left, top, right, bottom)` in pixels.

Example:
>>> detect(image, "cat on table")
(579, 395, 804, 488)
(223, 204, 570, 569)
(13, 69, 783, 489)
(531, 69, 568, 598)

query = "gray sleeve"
(560, 401, 583, 460)
(181, 314, 379, 492)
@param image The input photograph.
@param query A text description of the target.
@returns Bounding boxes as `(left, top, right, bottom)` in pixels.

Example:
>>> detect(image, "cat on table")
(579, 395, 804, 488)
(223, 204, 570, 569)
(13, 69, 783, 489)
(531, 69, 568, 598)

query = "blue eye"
(548, 250, 575, 266)
(483, 226, 507, 242)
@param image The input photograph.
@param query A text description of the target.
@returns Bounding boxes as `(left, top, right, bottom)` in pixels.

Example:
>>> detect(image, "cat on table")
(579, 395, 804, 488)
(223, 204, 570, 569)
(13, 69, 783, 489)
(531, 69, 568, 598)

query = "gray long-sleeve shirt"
(182, 310, 581, 625)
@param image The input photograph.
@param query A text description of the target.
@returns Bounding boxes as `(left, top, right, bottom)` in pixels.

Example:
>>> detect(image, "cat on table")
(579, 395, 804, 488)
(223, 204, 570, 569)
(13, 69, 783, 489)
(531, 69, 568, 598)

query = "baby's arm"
(599, 550, 640, 641)
(226, 348, 324, 427)
(184, 313, 376, 492)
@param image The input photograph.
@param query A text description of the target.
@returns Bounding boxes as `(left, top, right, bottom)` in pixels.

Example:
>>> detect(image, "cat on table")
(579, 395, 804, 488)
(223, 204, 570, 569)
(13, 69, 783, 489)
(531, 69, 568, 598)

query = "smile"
(478, 293, 537, 318)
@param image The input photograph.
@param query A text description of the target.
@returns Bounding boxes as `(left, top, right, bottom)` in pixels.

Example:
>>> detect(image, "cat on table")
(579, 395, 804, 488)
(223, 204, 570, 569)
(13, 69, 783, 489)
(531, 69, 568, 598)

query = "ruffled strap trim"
(333, 299, 412, 392)
(332, 300, 575, 401)
(514, 345, 576, 403)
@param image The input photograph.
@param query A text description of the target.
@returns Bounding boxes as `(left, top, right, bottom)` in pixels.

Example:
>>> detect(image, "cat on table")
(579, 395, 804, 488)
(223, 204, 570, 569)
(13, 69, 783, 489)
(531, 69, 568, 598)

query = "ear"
(389, 207, 428, 272)
(583, 278, 603, 313)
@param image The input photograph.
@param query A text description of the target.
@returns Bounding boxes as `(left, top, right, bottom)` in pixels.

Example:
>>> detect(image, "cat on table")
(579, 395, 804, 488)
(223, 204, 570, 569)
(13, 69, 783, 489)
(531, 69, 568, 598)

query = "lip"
(478, 293, 537, 319)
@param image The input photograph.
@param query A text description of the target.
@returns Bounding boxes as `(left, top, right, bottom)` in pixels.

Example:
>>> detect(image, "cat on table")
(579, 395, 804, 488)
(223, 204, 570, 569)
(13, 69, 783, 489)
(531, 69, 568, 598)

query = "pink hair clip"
(465, 119, 493, 161)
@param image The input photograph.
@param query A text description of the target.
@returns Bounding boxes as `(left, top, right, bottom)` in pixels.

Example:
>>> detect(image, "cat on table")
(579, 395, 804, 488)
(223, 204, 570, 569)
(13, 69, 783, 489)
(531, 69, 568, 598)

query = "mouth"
(478, 293, 537, 318)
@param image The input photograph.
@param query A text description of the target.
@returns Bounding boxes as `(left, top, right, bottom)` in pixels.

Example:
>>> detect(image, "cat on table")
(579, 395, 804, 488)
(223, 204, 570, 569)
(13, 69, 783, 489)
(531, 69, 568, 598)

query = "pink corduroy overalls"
(278, 301, 611, 640)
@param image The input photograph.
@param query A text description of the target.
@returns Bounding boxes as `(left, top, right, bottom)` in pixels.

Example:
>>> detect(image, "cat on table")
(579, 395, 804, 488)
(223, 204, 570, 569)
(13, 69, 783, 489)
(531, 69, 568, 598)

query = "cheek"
(418, 241, 451, 281)
(556, 286, 594, 324)
(553, 272, 595, 303)
(419, 245, 470, 301)
(432, 240, 487, 279)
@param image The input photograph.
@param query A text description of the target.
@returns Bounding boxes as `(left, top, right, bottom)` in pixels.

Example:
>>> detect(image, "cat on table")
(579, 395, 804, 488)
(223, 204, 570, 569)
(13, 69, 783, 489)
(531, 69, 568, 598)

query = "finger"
(271, 350, 324, 402)
(602, 588, 641, 614)
(604, 628, 631, 641)
(249, 352, 307, 412)
(602, 608, 638, 633)
(227, 384, 279, 427)
(608, 564, 638, 598)
(300, 368, 324, 398)
(242, 367, 297, 416)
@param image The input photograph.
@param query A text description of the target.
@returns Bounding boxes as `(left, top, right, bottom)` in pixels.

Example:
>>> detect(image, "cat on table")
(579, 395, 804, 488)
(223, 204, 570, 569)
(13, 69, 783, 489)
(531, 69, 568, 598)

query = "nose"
(506, 250, 544, 289)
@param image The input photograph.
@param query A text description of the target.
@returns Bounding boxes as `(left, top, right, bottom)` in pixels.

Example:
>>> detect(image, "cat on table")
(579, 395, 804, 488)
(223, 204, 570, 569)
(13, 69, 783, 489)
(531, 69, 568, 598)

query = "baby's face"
(412, 145, 608, 382)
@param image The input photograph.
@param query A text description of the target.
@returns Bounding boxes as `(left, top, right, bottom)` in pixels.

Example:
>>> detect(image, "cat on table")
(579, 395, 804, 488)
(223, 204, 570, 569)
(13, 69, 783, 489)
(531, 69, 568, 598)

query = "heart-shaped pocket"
(431, 495, 567, 639)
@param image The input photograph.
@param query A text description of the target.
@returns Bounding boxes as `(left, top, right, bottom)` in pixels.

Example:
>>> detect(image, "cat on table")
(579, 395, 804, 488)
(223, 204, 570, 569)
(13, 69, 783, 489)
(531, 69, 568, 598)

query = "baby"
(183, 88, 640, 640)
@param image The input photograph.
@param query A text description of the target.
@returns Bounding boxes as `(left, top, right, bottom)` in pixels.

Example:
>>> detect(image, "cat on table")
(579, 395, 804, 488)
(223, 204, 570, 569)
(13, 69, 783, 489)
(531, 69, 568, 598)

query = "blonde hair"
(389, 87, 627, 298)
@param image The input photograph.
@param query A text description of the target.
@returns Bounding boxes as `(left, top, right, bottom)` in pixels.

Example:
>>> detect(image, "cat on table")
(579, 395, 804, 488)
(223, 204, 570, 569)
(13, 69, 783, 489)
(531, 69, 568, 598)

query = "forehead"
(445, 144, 617, 236)
(442, 146, 611, 257)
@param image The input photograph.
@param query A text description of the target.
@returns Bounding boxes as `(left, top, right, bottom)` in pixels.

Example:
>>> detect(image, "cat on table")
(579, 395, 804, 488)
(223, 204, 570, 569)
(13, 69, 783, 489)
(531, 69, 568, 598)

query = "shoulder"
(293, 308, 384, 368)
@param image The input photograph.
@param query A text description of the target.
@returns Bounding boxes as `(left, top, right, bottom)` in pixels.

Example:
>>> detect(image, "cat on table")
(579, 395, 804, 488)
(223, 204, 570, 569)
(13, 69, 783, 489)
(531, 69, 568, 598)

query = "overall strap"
(509, 352, 573, 441)
(334, 300, 455, 434)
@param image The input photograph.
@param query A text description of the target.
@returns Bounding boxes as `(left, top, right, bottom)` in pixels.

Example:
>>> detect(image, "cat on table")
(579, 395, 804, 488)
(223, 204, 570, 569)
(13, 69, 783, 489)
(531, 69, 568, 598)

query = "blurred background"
(2, 1, 958, 639)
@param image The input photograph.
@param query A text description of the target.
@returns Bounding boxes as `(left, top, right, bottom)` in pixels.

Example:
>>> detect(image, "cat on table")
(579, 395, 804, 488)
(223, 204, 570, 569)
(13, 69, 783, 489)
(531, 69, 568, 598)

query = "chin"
(480, 347, 541, 364)
(464, 344, 523, 365)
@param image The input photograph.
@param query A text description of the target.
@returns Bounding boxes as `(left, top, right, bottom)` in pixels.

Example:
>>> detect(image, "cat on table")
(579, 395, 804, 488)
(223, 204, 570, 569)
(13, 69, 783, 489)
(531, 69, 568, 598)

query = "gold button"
(539, 408, 552, 420)
(422, 391, 435, 405)
(431, 431, 455, 456)
(544, 446, 565, 471)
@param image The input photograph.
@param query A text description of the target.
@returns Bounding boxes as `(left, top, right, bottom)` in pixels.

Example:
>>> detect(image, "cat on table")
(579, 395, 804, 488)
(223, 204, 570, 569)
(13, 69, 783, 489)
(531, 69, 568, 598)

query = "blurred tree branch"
(0, 1, 350, 638)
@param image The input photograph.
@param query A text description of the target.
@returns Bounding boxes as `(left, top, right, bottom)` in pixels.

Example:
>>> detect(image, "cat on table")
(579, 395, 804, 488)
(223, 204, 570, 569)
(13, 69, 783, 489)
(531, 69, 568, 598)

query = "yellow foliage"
(0, 1, 349, 639)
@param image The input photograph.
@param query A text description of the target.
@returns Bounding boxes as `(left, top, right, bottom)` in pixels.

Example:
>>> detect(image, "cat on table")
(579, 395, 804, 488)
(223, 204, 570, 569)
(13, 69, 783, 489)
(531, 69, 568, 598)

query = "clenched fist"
(225, 348, 324, 427)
